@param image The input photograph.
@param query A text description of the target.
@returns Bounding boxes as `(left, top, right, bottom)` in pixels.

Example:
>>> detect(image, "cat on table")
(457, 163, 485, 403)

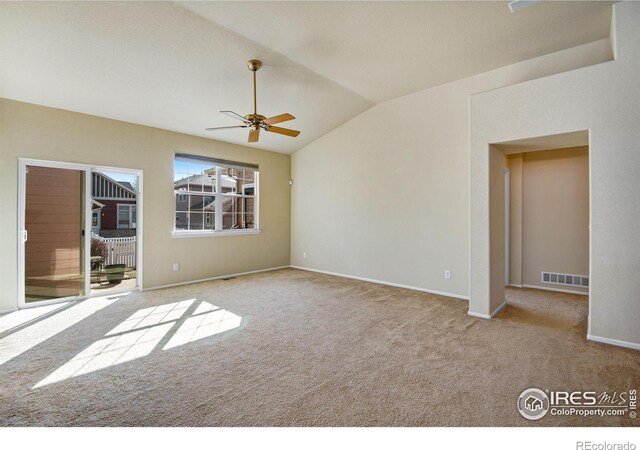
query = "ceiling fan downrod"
(245, 60, 265, 125)
(247, 59, 262, 116)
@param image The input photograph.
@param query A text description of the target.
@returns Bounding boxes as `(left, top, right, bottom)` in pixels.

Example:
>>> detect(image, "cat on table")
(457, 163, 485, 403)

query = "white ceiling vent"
(542, 272, 588, 288)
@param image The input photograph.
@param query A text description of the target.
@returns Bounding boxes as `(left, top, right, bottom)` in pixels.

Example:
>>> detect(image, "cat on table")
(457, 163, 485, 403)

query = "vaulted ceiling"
(0, 1, 613, 154)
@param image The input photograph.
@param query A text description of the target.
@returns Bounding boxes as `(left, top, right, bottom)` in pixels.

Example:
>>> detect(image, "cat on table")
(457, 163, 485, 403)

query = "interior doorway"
(481, 130, 591, 327)
(18, 159, 142, 308)
(469, 130, 592, 324)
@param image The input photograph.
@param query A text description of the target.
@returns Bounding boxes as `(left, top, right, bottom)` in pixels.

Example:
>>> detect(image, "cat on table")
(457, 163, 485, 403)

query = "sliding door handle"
(22, 229, 28, 242)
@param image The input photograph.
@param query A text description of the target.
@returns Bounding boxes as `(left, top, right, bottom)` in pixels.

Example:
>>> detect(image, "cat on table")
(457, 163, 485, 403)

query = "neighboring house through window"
(174, 153, 258, 234)
(91, 172, 137, 237)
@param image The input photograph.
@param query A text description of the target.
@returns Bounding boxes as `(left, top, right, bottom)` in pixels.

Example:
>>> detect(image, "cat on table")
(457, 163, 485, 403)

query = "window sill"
(172, 229, 261, 239)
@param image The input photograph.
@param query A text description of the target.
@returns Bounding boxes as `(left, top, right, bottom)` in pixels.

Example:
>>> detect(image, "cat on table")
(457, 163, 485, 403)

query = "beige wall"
(0, 99, 291, 312)
(508, 147, 589, 293)
(508, 154, 523, 286)
(488, 146, 506, 312)
(291, 33, 612, 299)
(470, 2, 640, 347)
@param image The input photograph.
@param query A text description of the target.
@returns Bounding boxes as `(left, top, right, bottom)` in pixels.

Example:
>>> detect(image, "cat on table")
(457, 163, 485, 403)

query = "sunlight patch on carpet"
(163, 301, 242, 350)
(33, 299, 241, 388)
(0, 294, 126, 367)
(0, 303, 69, 334)
(106, 299, 195, 336)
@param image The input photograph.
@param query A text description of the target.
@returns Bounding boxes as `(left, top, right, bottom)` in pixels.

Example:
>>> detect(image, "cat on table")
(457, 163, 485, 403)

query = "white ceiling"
(183, 1, 613, 104)
(0, 1, 613, 154)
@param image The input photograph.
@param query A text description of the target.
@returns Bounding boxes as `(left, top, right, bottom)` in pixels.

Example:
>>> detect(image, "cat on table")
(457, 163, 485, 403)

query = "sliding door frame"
(17, 158, 143, 309)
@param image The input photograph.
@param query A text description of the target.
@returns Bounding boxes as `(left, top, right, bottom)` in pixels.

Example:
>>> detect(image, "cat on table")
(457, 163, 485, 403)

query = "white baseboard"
(587, 334, 640, 351)
(508, 284, 524, 288)
(144, 266, 291, 292)
(290, 265, 469, 301)
(468, 300, 507, 319)
(522, 284, 589, 296)
(0, 307, 18, 315)
(492, 300, 507, 317)
(467, 311, 491, 319)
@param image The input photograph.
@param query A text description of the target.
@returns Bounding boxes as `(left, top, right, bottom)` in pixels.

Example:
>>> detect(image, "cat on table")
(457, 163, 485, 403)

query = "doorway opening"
(489, 130, 590, 328)
(89, 170, 139, 294)
(18, 159, 142, 308)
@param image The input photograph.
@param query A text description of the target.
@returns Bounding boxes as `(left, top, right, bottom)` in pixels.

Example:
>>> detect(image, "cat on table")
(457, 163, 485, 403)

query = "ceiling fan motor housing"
(245, 113, 266, 124)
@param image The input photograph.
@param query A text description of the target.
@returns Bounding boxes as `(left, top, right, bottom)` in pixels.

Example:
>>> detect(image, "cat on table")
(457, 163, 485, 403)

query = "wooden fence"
(92, 233, 136, 268)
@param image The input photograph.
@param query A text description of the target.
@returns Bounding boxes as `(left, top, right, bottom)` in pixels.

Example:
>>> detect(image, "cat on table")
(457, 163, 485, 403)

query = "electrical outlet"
(173, 262, 180, 272)
(303, 252, 307, 259)
(444, 270, 451, 279)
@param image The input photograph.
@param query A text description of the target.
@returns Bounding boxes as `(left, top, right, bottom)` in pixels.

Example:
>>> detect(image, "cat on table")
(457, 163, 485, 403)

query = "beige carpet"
(0, 268, 638, 426)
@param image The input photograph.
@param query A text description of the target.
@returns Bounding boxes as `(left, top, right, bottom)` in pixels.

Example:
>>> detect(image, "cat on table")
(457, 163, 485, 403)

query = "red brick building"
(91, 172, 137, 238)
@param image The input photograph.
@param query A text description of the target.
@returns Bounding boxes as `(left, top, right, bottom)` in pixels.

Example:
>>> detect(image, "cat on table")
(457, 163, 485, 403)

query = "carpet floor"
(0, 268, 638, 426)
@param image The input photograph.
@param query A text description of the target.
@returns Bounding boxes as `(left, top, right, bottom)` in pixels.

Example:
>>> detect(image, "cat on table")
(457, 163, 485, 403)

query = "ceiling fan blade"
(263, 113, 295, 125)
(248, 127, 260, 143)
(205, 125, 247, 131)
(266, 126, 300, 138)
(220, 111, 250, 123)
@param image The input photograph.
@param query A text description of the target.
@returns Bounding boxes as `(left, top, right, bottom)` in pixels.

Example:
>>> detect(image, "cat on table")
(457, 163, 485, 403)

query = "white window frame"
(173, 157, 259, 238)
(91, 210, 101, 234)
(117, 203, 137, 229)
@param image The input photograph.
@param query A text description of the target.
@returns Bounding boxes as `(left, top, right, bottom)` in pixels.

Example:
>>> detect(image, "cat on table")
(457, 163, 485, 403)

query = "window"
(91, 211, 101, 235)
(117, 204, 137, 229)
(173, 154, 259, 235)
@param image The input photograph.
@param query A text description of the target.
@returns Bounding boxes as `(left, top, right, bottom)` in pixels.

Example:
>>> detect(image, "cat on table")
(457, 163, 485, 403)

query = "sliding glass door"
(90, 170, 139, 294)
(21, 163, 87, 304)
(19, 160, 142, 308)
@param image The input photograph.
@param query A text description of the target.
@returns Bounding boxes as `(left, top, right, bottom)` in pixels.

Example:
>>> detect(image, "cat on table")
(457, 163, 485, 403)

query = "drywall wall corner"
(610, 2, 617, 60)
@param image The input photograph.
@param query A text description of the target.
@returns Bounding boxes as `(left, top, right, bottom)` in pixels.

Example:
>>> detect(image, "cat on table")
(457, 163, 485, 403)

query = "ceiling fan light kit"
(206, 60, 300, 143)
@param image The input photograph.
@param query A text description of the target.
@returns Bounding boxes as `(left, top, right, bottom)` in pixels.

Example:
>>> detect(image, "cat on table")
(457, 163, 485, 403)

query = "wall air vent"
(542, 272, 588, 288)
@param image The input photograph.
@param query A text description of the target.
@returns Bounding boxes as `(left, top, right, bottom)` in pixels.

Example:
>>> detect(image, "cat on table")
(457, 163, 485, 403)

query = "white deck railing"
(92, 233, 136, 268)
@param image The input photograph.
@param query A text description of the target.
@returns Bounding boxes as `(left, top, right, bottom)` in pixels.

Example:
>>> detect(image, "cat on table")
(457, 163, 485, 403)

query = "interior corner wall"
(0, 99, 291, 312)
(489, 146, 506, 312)
(507, 154, 523, 286)
(291, 27, 611, 301)
(470, 1, 640, 347)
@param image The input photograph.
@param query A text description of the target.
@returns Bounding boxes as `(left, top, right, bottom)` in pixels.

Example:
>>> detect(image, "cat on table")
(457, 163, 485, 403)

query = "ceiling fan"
(206, 60, 300, 143)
